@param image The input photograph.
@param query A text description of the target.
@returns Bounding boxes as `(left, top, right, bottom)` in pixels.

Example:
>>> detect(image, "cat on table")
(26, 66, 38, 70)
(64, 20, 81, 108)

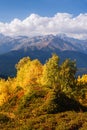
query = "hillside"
(0, 48, 87, 77)
(0, 55, 87, 130)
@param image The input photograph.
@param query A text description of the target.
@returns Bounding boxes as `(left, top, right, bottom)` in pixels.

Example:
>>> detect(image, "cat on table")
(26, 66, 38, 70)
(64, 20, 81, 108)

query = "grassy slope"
(0, 111, 87, 130)
(0, 86, 87, 130)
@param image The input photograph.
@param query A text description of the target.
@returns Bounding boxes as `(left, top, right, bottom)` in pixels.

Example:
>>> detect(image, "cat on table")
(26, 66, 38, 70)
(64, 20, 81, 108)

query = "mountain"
(0, 34, 87, 54)
(0, 34, 87, 77)
(0, 48, 87, 77)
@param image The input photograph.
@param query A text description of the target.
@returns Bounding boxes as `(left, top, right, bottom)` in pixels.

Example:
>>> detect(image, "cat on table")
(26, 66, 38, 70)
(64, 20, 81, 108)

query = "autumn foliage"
(0, 54, 87, 130)
(0, 54, 87, 109)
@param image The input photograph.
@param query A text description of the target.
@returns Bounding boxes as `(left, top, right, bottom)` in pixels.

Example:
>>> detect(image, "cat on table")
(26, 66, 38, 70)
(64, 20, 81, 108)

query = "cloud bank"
(0, 13, 87, 39)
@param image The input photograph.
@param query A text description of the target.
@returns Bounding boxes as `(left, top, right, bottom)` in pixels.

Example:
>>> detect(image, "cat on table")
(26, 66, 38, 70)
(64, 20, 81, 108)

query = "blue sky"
(0, 0, 87, 39)
(0, 0, 87, 22)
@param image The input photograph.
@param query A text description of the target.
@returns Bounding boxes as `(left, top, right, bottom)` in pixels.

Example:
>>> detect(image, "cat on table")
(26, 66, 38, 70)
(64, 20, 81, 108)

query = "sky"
(0, 0, 87, 39)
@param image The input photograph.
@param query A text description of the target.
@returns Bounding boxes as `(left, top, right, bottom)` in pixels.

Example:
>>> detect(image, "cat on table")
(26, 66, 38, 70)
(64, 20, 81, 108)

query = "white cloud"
(0, 13, 87, 39)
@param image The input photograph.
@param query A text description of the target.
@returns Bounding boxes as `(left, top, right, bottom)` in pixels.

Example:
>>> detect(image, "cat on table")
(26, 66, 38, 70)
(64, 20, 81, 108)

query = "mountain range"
(0, 33, 87, 77)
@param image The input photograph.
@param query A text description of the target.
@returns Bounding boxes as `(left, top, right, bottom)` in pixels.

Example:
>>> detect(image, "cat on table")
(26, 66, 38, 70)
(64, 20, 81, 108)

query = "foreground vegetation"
(0, 54, 87, 129)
